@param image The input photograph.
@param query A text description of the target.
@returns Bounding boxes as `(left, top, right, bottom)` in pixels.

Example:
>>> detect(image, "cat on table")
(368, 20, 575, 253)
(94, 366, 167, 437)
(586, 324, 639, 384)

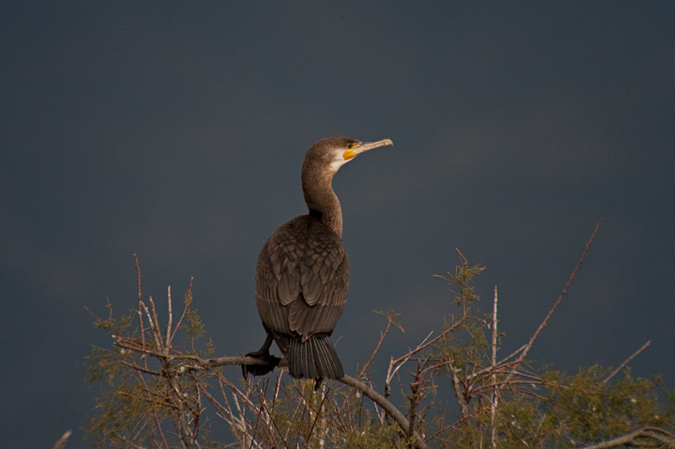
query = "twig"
(423, 406, 488, 442)
(134, 254, 150, 373)
(51, 430, 71, 449)
(603, 340, 651, 383)
(139, 299, 164, 353)
(120, 359, 162, 376)
(385, 330, 434, 398)
(305, 387, 329, 444)
(170, 278, 194, 343)
(507, 219, 602, 367)
(165, 286, 173, 349)
(384, 307, 471, 399)
(490, 285, 499, 449)
(358, 312, 397, 380)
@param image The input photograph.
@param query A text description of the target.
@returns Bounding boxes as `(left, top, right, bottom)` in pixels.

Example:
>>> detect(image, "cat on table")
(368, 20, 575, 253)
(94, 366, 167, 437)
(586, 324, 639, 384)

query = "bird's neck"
(302, 170, 343, 237)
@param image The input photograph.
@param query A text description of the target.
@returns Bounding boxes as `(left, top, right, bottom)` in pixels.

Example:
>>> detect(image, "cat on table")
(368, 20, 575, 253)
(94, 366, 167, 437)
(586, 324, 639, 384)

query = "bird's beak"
(343, 138, 393, 160)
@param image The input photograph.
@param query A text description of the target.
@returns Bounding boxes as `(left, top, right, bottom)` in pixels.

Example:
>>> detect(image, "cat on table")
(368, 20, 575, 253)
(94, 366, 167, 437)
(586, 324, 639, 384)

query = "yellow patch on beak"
(343, 143, 361, 160)
(343, 148, 357, 160)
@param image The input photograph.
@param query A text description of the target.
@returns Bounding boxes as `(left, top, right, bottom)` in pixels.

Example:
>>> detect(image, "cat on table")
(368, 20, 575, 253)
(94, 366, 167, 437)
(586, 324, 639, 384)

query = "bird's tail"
(287, 334, 344, 380)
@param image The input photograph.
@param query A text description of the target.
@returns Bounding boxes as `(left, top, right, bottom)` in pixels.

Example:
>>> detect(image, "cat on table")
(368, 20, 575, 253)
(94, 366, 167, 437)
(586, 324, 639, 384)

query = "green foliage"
(535, 367, 673, 446)
(86, 252, 675, 449)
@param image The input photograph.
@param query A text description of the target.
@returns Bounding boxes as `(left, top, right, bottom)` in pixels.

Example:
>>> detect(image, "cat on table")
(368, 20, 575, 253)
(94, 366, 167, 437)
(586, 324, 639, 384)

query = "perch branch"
(113, 333, 427, 449)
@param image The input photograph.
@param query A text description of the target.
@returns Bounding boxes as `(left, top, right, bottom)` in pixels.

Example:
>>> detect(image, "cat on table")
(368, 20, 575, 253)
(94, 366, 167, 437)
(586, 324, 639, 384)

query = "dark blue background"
(2, 2, 673, 447)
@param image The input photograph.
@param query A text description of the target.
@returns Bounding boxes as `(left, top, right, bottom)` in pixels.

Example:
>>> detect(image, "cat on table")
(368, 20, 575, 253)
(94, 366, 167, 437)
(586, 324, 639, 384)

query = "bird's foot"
(242, 349, 281, 378)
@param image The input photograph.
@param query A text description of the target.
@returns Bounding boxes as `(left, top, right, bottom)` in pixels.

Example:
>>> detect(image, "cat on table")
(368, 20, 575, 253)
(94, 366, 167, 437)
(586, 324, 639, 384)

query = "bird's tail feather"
(288, 334, 344, 380)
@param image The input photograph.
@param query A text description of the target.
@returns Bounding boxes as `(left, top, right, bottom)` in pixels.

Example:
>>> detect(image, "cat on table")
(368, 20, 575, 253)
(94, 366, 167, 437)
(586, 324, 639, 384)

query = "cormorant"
(247, 136, 393, 381)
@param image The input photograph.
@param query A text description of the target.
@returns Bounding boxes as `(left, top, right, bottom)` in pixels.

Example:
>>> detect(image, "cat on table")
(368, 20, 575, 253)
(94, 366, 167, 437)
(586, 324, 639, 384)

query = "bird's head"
(304, 136, 393, 175)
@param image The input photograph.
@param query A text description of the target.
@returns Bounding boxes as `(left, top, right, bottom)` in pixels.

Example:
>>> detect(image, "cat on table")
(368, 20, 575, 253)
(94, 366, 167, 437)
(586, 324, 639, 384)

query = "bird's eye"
(346, 143, 354, 149)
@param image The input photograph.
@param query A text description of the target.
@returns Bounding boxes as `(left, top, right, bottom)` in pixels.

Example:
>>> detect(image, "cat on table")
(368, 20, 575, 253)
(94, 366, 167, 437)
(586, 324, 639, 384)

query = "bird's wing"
(299, 220, 349, 306)
(255, 216, 349, 338)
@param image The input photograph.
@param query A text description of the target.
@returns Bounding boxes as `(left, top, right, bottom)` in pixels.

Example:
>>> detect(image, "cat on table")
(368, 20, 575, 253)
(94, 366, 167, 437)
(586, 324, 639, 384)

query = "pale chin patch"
(329, 155, 351, 172)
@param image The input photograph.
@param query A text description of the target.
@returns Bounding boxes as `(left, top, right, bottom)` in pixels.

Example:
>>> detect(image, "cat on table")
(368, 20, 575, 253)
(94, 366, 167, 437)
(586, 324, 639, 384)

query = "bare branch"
(139, 299, 164, 353)
(507, 219, 602, 367)
(358, 311, 398, 380)
(490, 285, 499, 449)
(51, 430, 71, 449)
(603, 340, 652, 383)
(448, 359, 470, 418)
(165, 286, 173, 349)
(170, 279, 194, 343)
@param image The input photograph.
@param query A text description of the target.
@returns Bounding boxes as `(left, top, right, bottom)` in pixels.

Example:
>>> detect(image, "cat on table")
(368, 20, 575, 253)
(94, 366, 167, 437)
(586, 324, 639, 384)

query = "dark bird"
(247, 136, 393, 381)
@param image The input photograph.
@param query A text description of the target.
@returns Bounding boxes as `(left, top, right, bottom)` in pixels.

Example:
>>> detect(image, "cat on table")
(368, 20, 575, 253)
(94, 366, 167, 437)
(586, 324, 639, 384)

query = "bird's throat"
(303, 180, 343, 236)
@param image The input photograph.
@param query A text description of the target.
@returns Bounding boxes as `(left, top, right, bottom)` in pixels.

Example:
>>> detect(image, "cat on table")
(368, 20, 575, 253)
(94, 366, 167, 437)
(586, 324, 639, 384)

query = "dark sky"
(2, 2, 674, 448)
